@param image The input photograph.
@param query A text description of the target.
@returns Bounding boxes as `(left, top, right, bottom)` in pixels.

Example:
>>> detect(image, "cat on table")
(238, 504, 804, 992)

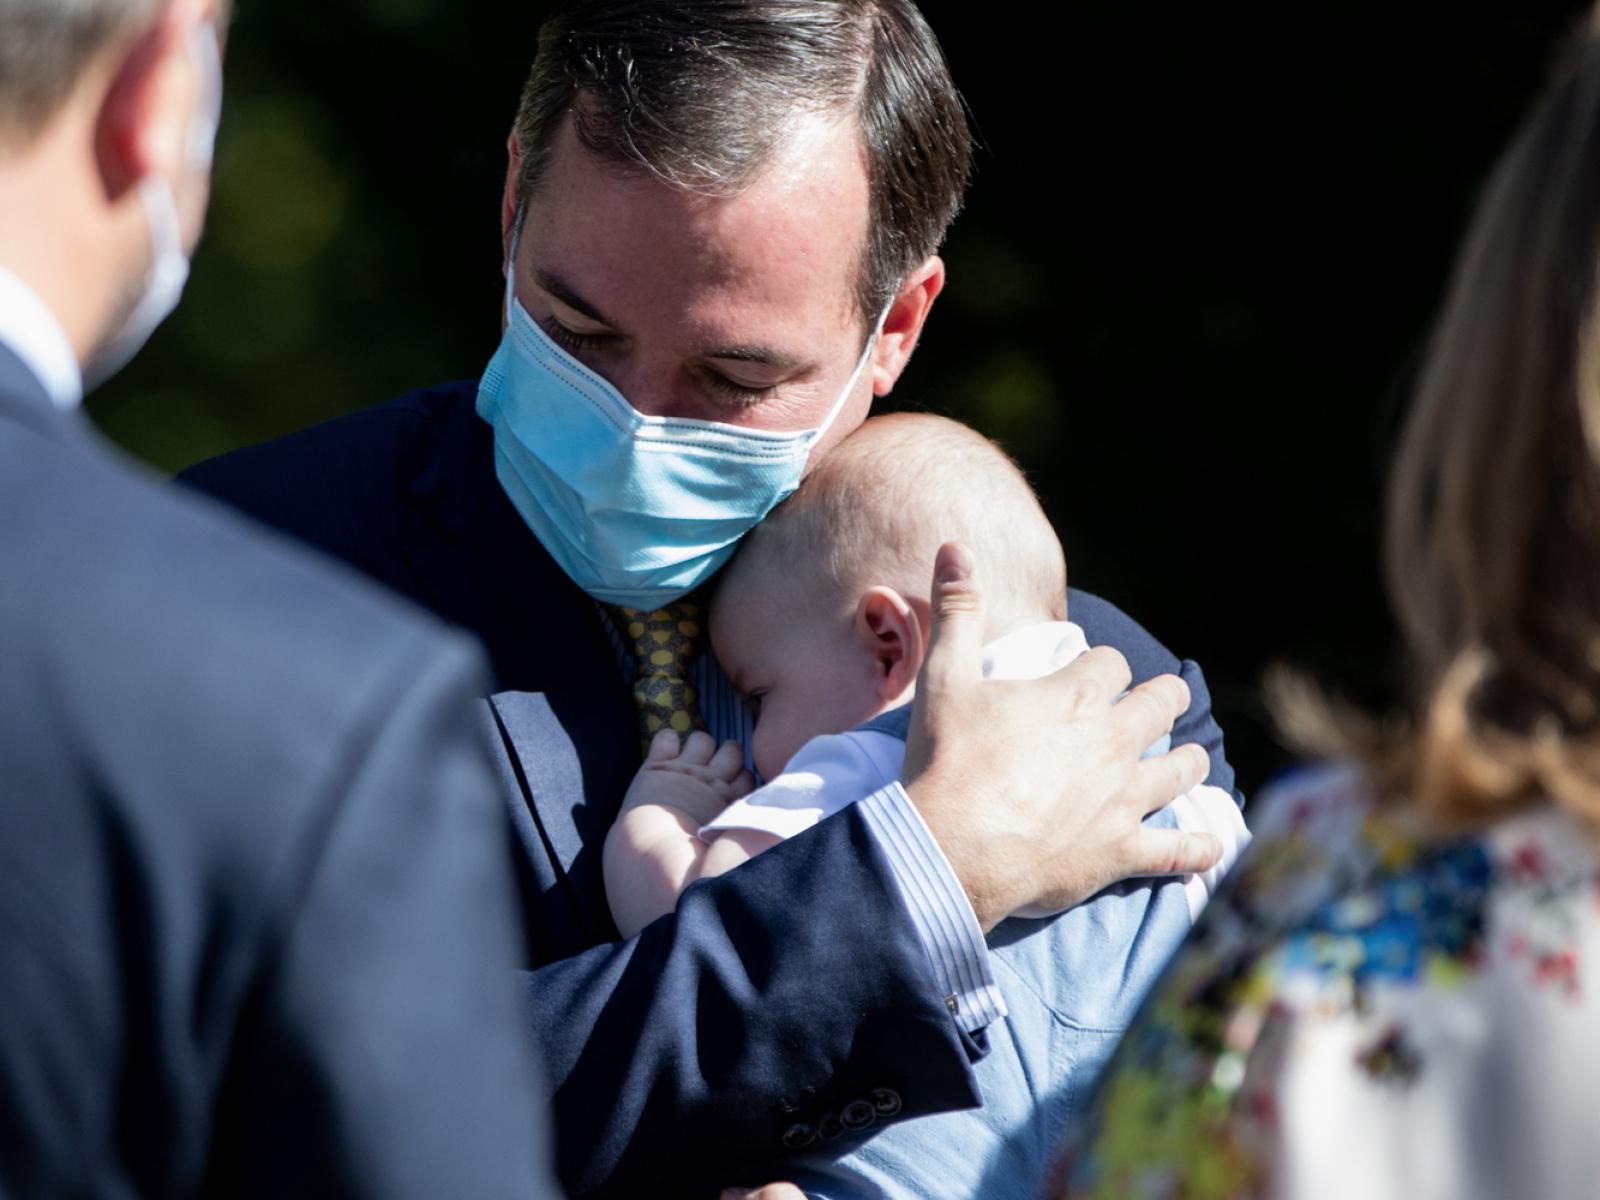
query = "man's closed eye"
(542, 318, 610, 356)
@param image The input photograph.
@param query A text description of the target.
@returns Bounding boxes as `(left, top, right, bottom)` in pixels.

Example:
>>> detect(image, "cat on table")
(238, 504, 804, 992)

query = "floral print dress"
(1057, 763, 1600, 1200)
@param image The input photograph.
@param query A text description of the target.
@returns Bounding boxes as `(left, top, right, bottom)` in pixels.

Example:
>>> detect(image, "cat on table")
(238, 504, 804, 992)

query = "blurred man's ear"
(94, 1, 202, 200)
(855, 586, 926, 702)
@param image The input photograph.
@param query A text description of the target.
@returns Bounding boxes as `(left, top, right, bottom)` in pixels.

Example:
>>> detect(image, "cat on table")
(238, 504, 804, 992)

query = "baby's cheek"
(750, 721, 796, 784)
(749, 728, 780, 784)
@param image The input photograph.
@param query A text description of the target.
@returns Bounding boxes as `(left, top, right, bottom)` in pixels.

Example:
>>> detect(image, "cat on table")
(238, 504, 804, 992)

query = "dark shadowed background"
(92, 0, 1591, 793)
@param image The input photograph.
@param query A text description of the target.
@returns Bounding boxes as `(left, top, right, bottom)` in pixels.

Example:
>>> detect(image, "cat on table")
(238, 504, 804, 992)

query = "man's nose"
(605, 359, 731, 424)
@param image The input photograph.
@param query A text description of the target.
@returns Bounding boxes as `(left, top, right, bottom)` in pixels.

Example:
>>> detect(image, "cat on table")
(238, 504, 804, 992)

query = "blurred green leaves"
(177, 95, 345, 381)
(210, 96, 346, 274)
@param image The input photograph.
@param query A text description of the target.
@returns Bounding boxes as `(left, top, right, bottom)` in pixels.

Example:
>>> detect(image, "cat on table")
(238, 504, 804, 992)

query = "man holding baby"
(183, 0, 1240, 1194)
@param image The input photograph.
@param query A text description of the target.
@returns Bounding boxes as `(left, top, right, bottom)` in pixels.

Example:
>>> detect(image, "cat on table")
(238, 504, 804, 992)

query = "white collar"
(979, 620, 1089, 682)
(0, 265, 83, 410)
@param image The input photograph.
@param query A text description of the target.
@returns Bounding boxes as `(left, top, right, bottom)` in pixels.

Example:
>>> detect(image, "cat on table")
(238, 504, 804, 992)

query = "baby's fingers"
(645, 728, 682, 763)
(707, 738, 748, 781)
(678, 730, 718, 764)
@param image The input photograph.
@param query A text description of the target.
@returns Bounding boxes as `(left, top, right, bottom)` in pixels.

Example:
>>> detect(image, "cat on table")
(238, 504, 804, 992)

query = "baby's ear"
(855, 587, 924, 703)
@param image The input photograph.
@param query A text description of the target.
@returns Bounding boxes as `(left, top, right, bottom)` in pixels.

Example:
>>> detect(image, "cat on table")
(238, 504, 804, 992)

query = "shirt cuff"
(856, 781, 1008, 1033)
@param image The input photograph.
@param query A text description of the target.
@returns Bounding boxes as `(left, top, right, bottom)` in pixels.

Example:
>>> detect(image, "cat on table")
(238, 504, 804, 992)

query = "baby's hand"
(606, 731, 758, 937)
(621, 729, 755, 827)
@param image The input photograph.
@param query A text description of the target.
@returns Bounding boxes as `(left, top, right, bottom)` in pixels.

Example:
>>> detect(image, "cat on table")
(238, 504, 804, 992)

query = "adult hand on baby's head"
(902, 543, 1223, 931)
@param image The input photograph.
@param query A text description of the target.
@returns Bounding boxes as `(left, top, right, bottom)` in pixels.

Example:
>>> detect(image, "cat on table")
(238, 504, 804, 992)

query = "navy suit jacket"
(181, 380, 1239, 1197)
(0, 354, 554, 1196)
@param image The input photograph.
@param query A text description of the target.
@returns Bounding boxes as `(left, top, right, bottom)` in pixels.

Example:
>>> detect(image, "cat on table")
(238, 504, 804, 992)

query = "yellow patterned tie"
(608, 598, 707, 753)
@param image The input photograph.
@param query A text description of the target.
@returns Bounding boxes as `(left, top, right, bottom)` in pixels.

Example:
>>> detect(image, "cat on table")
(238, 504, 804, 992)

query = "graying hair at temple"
(0, 0, 170, 143)
(512, 0, 973, 325)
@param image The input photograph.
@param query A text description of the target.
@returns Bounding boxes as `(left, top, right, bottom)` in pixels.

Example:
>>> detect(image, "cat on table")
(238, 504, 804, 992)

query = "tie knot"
(610, 599, 705, 673)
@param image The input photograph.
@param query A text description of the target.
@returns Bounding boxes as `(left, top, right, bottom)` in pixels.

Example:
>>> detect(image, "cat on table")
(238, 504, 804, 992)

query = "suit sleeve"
(227, 636, 562, 1199)
(522, 805, 983, 1199)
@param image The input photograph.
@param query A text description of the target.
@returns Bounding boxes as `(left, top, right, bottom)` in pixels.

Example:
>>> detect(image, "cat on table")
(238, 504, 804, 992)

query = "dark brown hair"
(510, 0, 972, 323)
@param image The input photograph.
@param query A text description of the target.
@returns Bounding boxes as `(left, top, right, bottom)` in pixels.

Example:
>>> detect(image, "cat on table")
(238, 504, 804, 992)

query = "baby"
(603, 412, 1247, 1199)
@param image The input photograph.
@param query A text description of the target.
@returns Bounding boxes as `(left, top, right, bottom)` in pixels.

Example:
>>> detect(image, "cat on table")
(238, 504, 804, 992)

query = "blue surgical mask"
(476, 218, 885, 607)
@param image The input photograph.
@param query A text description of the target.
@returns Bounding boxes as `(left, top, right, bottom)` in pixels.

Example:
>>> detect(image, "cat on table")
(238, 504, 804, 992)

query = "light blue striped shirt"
(600, 606, 1005, 1033)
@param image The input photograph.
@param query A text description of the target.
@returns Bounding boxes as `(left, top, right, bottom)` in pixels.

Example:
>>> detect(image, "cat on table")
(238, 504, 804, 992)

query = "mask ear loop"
(811, 296, 893, 442)
(186, 25, 224, 170)
(504, 202, 527, 322)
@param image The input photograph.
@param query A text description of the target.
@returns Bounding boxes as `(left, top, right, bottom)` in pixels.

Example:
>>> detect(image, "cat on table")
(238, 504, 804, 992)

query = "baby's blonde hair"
(723, 412, 1067, 636)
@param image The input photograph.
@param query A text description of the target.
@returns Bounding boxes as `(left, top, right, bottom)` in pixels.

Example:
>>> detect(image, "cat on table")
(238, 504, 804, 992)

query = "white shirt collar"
(979, 620, 1089, 681)
(0, 265, 83, 410)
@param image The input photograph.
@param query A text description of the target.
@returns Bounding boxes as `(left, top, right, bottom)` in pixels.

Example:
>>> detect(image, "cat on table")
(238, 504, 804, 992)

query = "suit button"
(781, 1123, 816, 1150)
(869, 1087, 902, 1117)
(818, 1111, 844, 1140)
(841, 1099, 876, 1130)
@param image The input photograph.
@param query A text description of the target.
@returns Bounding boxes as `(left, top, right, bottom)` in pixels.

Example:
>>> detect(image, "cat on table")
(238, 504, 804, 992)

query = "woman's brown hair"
(1278, 18, 1600, 829)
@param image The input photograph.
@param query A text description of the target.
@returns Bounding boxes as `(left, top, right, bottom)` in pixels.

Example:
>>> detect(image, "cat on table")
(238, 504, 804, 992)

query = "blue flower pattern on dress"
(1286, 837, 1492, 993)
(1055, 763, 1600, 1200)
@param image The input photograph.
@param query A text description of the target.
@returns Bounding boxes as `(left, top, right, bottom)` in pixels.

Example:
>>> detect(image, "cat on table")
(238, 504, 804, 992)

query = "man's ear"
(854, 586, 925, 703)
(95, 1, 196, 201)
(869, 254, 945, 397)
(501, 131, 523, 273)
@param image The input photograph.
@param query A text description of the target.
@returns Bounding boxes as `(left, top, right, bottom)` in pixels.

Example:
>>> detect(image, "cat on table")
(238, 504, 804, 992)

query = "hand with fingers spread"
(903, 543, 1224, 931)
(602, 729, 763, 938)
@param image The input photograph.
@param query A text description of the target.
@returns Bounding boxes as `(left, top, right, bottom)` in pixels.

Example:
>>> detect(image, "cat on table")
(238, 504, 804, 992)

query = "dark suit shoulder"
(1068, 586, 1240, 802)
(0, 405, 552, 1196)
(2, 414, 483, 889)
(181, 380, 469, 489)
(176, 381, 480, 580)
(1067, 586, 1181, 682)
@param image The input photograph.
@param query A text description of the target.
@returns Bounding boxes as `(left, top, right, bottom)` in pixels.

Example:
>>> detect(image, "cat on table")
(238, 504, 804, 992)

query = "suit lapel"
(400, 385, 639, 949)
(481, 693, 621, 958)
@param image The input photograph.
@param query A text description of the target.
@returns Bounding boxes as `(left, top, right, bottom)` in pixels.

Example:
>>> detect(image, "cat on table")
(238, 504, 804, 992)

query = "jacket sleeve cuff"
(856, 782, 1007, 1033)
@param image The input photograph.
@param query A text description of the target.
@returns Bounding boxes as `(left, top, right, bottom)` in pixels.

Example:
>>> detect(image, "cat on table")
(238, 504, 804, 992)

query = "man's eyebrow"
(534, 269, 618, 328)
(698, 343, 807, 371)
(537, 267, 807, 370)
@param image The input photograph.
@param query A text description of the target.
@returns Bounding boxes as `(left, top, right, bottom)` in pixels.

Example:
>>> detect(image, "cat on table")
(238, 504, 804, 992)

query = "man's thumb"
(921, 542, 984, 692)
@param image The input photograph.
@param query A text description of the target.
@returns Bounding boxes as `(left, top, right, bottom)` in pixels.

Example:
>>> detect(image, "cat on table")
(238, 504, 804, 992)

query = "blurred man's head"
(0, 0, 224, 384)
(498, 0, 972, 463)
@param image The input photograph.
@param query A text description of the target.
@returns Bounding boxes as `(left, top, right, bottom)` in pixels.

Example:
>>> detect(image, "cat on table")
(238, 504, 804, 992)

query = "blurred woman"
(1054, 16, 1600, 1200)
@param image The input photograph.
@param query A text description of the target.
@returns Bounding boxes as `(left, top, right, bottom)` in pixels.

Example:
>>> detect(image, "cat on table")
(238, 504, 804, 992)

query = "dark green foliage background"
(92, 0, 1590, 793)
